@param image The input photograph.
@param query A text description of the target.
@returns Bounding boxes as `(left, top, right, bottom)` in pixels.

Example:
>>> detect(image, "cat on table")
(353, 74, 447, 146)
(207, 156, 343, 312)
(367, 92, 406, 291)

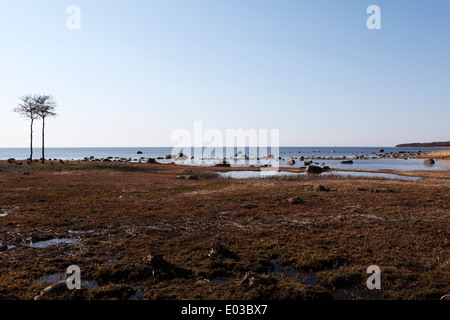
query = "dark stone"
(314, 185, 327, 192)
(306, 165, 324, 174)
(287, 197, 303, 204)
(208, 243, 239, 259)
(176, 175, 198, 180)
(146, 158, 158, 164)
(34, 280, 68, 300)
(213, 160, 231, 167)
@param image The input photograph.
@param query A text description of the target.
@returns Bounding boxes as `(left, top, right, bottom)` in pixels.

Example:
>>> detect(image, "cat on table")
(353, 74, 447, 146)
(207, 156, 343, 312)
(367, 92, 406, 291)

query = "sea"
(1, 147, 449, 172)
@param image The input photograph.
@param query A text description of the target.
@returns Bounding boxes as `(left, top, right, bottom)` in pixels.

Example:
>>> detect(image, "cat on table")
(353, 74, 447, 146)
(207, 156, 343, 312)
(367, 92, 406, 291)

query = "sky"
(0, 0, 449, 147)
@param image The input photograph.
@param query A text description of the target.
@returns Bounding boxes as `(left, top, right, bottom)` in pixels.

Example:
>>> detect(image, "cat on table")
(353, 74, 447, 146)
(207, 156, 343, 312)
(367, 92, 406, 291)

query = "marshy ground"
(0, 161, 448, 300)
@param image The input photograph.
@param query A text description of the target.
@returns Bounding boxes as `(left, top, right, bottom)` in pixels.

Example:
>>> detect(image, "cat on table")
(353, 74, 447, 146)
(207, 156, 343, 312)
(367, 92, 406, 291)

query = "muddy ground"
(0, 161, 448, 300)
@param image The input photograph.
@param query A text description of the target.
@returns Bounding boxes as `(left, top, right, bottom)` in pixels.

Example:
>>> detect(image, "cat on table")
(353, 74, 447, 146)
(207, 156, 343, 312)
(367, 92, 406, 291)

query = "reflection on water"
(1, 147, 449, 171)
(218, 171, 299, 179)
(218, 171, 422, 181)
(325, 171, 422, 180)
(36, 273, 100, 289)
(271, 259, 318, 286)
(27, 238, 78, 248)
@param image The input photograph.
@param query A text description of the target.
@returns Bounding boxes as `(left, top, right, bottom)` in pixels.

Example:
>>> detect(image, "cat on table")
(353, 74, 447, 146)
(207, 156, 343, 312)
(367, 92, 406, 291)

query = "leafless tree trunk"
(35, 95, 57, 164)
(13, 95, 38, 162)
(41, 117, 45, 162)
(30, 118, 34, 161)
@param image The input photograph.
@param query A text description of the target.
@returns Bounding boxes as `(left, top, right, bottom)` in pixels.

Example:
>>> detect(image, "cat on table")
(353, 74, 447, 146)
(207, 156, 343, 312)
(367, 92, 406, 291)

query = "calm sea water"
(1, 147, 449, 171)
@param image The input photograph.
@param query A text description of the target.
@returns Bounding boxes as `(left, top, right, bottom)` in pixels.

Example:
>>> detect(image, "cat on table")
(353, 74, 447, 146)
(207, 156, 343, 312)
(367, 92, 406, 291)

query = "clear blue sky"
(1, 0, 449, 147)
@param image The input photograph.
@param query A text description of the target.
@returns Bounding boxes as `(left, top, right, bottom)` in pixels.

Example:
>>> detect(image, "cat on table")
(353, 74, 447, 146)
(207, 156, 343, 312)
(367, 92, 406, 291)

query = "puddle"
(68, 230, 93, 234)
(218, 171, 302, 179)
(36, 273, 100, 289)
(332, 288, 382, 301)
(128, 290, 147, 300)
(0, 209, 11, 217)
(217, 171, 422, 181)
(270, 260, 382, 300)
(328, 171, 422, 181)
(271, 259, 318, 286)
(27, 238, 79, 248)
(196, 278, 236, 284)
(210, 277, 236, 284)
(0, 206, 19, 217)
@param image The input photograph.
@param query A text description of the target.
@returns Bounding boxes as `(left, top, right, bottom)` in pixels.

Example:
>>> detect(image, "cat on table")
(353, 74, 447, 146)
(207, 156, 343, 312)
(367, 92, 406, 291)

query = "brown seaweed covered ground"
(0, 161, 448, 300)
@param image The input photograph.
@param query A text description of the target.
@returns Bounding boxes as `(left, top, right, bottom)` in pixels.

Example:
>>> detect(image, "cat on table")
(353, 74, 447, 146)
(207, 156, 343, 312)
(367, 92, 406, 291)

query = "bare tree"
(13, 95, 39, 162)
(35, 95, 57, 163)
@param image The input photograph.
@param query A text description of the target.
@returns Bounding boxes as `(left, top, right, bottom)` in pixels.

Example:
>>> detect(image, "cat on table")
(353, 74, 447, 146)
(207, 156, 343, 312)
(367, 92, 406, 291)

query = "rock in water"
(306, 165, 324, 174)
(340, 160, 353, 164)
(423, 158, 435, 164)
(174, 153, 188, 161)
(286, 159, 295, 165)
(213, 160, 231, 167)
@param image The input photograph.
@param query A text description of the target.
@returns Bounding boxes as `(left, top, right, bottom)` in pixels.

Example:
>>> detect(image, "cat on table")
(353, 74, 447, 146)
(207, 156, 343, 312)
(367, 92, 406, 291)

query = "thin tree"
(35, 95, 57, 163)
(13, 94, 39, 162)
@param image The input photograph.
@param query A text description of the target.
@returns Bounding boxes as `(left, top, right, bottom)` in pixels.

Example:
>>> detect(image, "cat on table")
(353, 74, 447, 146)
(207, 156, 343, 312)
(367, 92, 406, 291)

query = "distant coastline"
(395, 141, 450, 148)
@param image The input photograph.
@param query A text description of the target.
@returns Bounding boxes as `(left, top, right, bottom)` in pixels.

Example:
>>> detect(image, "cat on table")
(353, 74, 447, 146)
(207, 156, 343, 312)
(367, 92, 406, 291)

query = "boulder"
(137, 151, 143, 154)
(378, 148, 385, 153)
(306, 165, 324, 174)
(175, 153, 188, 160)
(208, 243, 238, 259)
(423, 158, 435, 164)
(314, 185, 327, 192)
(176, 175, 198, 180)
(341, 160, 354, 164)
(146, 158, 158, 164)
(142, 252, 166, 268)
(240, 272, 275, 287)
(164, 155, 173, 159)
(34, 280, 68, 300)
(213, 160, 231, 167)
(286, 159, 296, 166)
(287, 197, 303, 204)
